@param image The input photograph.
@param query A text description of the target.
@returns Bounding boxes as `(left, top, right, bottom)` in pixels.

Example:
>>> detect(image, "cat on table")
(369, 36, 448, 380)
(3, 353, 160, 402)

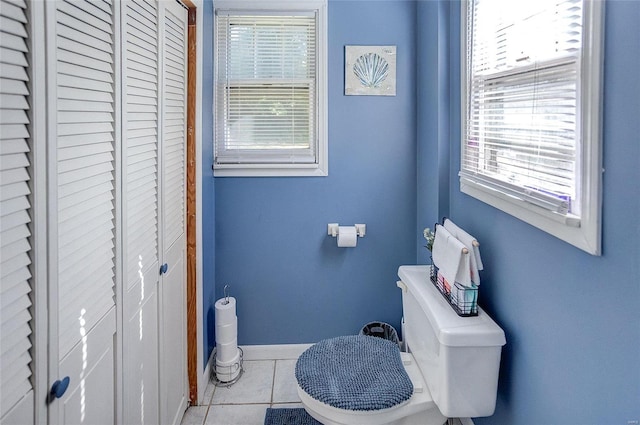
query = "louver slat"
(0, 0, 33, 419)
(124, 0, 158, 288)
(162, 8, 186, 249)
(56, 0, 116, 359)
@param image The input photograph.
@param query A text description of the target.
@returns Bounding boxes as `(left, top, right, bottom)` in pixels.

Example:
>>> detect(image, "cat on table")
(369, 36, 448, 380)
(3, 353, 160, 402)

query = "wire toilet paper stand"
(211, 346, 244, 387)
(211, 285, 244, 387)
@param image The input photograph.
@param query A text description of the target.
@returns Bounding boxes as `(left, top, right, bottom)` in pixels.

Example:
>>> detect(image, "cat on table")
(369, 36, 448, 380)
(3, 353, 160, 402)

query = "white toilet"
(295, 265, 506, 425)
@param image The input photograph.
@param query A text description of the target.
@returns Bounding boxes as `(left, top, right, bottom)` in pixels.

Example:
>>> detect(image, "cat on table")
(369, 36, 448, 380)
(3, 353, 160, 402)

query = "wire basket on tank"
(430, 260, 478, 317)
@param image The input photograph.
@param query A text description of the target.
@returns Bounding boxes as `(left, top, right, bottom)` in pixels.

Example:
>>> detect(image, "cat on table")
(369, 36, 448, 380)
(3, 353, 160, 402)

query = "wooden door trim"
(183, 0, 198, 404)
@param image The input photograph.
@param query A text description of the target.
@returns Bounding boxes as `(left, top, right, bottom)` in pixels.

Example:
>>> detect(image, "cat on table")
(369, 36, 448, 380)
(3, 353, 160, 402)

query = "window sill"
(213, 163, 327, 177)
(460, 180, 601, 255)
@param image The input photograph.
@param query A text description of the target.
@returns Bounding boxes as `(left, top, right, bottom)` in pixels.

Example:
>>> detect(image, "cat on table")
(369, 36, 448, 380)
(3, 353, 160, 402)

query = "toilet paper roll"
(215, 355, 241, 383)
(337, 226, 357, 247)
(216, 351, 240, 368)
(216, 367, 241, 383)
(215, 296, 236, 326)
(217, 339, 239, 362)
(215, 317, 237, 345)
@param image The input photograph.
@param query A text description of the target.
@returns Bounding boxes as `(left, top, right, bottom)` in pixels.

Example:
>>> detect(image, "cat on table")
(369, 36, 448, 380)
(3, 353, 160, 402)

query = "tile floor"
(180, 359, 302, 425)
(180, 359, 465, 425)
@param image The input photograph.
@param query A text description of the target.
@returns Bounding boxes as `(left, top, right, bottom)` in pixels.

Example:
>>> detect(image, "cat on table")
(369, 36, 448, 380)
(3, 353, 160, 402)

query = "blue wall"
(416, 1, 640, 422)
(416, 0, 450, 263)
(204, 0, 639, 420)
(201, 0, 216, 365)
(214, 1, 418, 345)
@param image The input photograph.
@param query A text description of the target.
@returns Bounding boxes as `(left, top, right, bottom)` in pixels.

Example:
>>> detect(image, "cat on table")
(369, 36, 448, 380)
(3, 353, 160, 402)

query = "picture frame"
(345, 45, 396, 96)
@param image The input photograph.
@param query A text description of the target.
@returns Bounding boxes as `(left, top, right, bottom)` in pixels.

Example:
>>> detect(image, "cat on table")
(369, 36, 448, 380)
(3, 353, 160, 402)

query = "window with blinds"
(214, 1, 327, 176)
(460, 0, 604, 254)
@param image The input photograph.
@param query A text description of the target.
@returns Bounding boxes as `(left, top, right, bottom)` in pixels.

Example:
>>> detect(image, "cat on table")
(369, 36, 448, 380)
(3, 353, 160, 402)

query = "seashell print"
(352, 53, 389, 89)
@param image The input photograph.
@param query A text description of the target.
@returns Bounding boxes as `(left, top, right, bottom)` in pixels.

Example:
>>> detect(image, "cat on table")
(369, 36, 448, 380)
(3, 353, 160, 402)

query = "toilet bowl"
(296, 350, 446, 425)
(295, 265, 506, 425)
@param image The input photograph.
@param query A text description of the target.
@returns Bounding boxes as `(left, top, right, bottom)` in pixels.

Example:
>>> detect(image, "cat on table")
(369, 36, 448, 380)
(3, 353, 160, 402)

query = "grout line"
(201, 404, 210, 425)
(201, 379, 215, 425)
(205, 378, 218, 425)
(209, 401, 273, 406)
(183, 359, 291, 424)
(270, 360, 277, 405)
(208, 381, 216, 406)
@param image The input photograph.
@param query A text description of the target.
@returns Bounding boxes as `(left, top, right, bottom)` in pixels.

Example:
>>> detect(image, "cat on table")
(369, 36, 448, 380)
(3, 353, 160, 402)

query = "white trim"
(459, 0, 604, 255)
(199, 347, 215, 405)
(30, 1, 48, 421)
(215, 0, 327, 10)
(30, 0, 46, 413)
(212, 0, 328, 177)
(113, 3, 123, 423)
(578, 0, 605, 256)
(459, 183, 597, 249)
(241, 344, 313, 361)
(44, 1, 61, 421)
(214, 165, 327, 178)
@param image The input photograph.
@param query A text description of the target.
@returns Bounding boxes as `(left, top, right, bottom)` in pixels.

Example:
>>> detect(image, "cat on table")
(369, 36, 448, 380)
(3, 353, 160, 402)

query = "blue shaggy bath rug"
(263, 408, 322, 425)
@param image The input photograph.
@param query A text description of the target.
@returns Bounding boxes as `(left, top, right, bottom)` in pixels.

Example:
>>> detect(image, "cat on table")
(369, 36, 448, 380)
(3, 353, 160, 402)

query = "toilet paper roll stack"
(215, 297, 241, 382)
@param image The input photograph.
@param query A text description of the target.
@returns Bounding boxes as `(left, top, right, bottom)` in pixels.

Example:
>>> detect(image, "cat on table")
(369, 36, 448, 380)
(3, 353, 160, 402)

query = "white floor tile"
(201, 380, 215, 406)
(272, 360, 300, 404)
(211, 360, 275, 405)
(180, 406, 209, 425)
(205, 404, 269, 425)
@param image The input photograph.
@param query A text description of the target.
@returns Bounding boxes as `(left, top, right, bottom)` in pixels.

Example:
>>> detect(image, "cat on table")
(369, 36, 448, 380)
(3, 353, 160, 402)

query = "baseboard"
(198, 348, 215, 405)
(240, 343, 313, 361)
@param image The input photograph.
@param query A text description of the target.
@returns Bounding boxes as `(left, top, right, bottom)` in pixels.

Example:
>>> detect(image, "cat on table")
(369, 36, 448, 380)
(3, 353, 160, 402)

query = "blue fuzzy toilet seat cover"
(295, 335, 414, 411)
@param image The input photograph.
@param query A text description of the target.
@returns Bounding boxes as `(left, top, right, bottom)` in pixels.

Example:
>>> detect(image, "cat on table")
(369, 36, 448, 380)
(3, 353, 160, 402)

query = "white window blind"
(461, 0, 604, 254)
(462, 0, 584, 216)
(215, 5, 325, 174)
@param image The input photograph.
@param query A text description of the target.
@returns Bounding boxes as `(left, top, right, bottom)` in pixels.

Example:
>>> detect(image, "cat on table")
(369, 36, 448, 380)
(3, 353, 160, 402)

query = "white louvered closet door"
(0, 0, 34, 423)
(159, 1, 188, 424)
(121, 1, 161, 424)
(48, 1, 118, 423)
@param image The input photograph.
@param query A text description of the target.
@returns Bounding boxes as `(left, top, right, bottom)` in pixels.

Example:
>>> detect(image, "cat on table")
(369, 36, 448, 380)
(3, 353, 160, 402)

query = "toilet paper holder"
(222, 284, 230, 305)
(327, 223, 366, 238)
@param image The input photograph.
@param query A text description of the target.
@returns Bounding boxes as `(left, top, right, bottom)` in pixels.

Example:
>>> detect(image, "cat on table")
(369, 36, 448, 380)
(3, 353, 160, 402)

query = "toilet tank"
(397, 266, 506, 419)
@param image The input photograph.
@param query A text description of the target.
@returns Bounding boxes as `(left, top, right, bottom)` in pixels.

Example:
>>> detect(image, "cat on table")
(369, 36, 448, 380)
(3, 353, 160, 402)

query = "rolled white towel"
(432, 224, 472, 287)
(444, 218, 483, 285)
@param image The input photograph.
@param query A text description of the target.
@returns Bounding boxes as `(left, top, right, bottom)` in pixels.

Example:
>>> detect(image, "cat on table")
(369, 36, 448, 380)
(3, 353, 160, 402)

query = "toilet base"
(297, 384, 447, 425)
(296, 349, 447, 425)
(303, 405, 448, 425)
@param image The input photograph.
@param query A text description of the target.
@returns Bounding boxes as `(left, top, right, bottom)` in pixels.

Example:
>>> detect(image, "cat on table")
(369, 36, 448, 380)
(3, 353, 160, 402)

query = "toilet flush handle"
(396, 280, 407, 292)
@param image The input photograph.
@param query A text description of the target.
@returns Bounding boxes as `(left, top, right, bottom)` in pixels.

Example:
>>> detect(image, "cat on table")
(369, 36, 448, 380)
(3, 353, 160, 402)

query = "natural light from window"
(461, 0, 604, 254)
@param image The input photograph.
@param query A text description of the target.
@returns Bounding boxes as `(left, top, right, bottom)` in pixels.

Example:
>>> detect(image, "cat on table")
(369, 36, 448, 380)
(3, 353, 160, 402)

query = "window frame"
(213, 0, 328, 177)
(460, 0, 605, 255)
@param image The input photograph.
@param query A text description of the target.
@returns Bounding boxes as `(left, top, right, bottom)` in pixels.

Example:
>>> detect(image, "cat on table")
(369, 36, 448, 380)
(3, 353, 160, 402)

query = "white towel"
(432, 224, 472, 287)
(444, 218, 483, 285)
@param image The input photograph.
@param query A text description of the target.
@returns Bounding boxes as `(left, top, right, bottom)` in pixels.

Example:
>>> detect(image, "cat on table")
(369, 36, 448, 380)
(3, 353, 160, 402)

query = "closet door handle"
(160, 263, 168, 275)
(49, 376, 70, 402)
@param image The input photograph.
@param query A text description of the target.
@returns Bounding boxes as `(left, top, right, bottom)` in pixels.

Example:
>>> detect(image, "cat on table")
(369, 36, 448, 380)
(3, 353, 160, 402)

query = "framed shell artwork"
(345, 45, 396, 96)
